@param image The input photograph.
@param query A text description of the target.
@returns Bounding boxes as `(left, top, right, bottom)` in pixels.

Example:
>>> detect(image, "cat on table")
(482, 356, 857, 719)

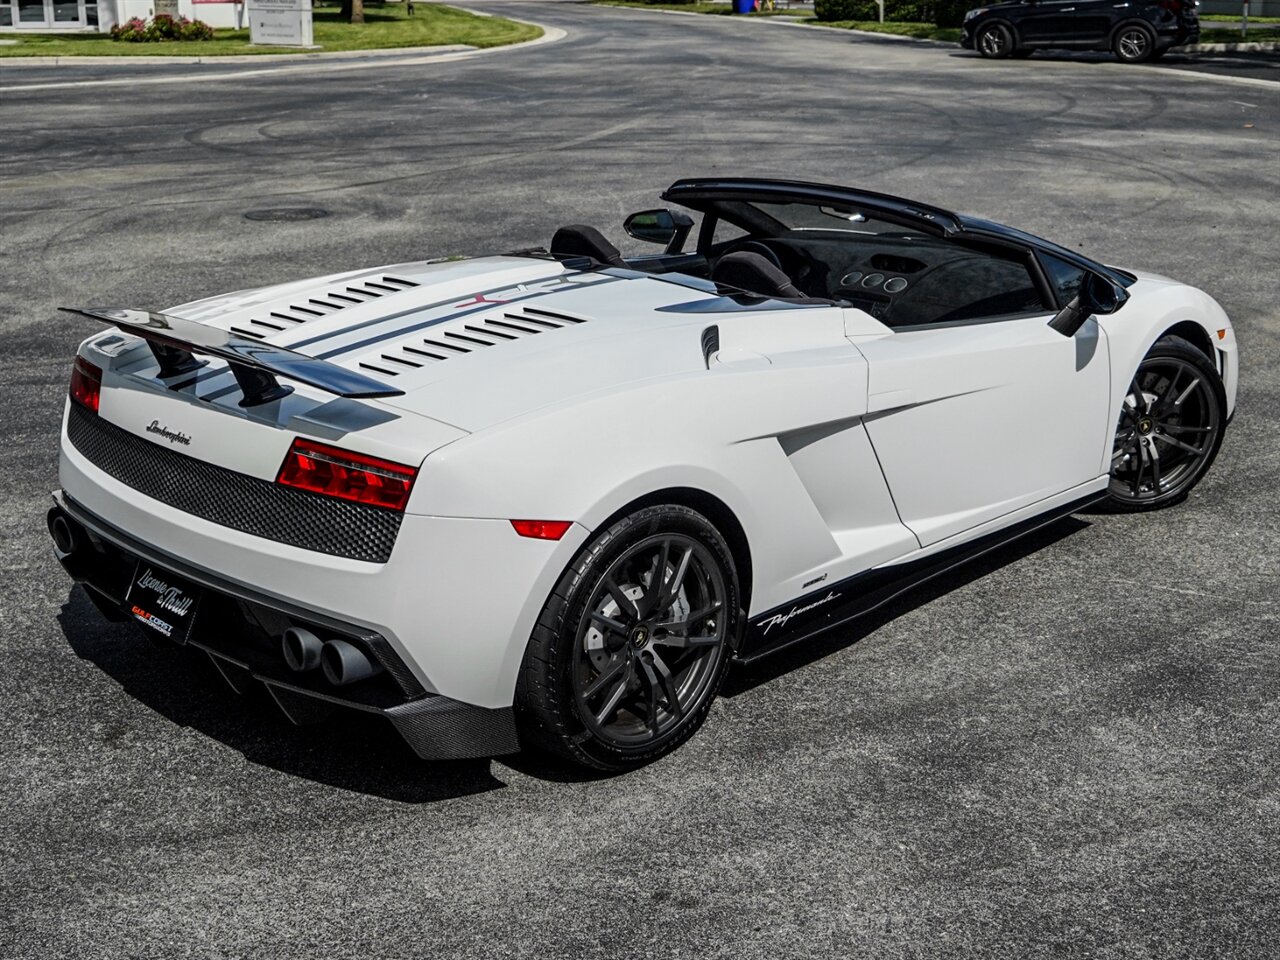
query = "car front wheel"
(1113, 24, 1157, 62)
(516, 504, 741, 771)
(976, 22, 1015, 58)
(1105, 335, 1227, 512)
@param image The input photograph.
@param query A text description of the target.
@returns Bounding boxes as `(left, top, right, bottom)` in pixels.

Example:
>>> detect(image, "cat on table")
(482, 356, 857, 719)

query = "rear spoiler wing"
(62, 307, 404, 407)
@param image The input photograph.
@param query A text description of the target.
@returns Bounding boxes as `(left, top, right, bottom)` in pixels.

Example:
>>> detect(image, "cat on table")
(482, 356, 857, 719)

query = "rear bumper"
(49, 491, 520, 760)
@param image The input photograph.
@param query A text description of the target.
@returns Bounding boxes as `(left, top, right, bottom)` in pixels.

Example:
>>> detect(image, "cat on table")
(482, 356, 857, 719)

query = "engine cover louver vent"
(229, 275, 419, 341)
(359, 306, 590, 377)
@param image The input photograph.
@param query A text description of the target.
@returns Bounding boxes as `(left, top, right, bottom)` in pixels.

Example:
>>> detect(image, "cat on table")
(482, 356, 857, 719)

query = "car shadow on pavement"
(722, 515, 1091, 697)
(56, 590, 508, 804)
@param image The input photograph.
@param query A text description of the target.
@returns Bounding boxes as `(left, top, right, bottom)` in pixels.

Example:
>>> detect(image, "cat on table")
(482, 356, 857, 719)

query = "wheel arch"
(979, 17, 1022, 44)
(1110, 17, 1157, 43)
(592, 486, 754, 618)
(1160, 320, 1216, 366)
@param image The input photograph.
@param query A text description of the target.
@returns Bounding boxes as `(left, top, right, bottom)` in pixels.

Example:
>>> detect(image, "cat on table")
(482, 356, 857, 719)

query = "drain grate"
(244, 207, 330, 223)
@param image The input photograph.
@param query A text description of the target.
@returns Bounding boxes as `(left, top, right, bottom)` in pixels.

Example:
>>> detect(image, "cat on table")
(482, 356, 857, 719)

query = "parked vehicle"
(49, 178, 1236, 771)
(961, 0, 1200, 62)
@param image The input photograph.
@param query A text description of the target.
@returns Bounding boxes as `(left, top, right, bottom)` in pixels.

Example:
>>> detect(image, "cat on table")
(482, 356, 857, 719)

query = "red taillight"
(510, 519, 573, 540)
(70, 356, 102, 414)
(276, 438, 417, 512)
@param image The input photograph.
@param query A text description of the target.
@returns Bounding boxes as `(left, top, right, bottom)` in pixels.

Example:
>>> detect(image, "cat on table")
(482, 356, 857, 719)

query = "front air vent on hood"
(229, 274, 420, 341)
(359, 306, 590, 377)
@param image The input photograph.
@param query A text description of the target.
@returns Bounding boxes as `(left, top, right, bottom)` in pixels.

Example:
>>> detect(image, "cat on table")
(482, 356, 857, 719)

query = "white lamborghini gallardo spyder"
(49, 179, 1238, 770)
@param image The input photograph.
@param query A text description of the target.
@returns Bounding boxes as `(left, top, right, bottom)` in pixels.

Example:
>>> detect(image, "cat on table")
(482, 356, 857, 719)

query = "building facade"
(0, 0, 242, 31)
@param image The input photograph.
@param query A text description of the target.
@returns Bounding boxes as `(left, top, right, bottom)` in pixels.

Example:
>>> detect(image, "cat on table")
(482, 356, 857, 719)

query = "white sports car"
(49, 179, 1237, 770)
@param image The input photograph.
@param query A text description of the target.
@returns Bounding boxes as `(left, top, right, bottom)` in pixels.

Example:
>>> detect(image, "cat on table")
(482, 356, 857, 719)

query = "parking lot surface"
(2, 3, 1278, 957)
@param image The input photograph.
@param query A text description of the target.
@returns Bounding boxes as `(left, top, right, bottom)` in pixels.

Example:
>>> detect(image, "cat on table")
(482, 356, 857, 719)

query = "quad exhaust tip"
(281, 627, 323, 672)
(320, 638, 382, 687)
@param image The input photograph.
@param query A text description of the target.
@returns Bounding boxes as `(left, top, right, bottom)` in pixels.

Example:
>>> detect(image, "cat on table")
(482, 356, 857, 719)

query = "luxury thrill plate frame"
(125, 561, 202, 642)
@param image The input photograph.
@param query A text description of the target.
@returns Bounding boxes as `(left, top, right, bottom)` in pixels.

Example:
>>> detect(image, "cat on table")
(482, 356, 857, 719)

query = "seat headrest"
(711, 251, 805, 300)
(550, 225, 625, 268)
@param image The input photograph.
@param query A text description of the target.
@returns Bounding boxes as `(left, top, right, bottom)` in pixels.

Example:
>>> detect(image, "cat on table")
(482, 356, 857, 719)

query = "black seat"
(711, 251, 805, 300)
(550, 225, 625, 268)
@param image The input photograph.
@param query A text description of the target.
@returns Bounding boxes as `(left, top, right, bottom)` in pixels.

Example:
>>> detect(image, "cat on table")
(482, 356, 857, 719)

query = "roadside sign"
(247, 0, 314, 46)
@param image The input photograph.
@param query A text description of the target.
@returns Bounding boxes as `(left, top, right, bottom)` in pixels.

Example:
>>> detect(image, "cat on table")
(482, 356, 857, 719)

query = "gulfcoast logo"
(146, 420, 191, 446)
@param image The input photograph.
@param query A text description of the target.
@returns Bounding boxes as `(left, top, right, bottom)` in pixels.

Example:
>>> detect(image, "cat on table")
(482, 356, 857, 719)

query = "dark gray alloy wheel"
(977, 23, 1014, 58)
(1113, 24, 1156, 62)
(516, 505, 740, 771)
(1106, 335, 1226, 512)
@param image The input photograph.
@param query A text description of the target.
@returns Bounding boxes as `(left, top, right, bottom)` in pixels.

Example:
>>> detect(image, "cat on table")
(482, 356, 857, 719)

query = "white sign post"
(247, 0, 314, 46)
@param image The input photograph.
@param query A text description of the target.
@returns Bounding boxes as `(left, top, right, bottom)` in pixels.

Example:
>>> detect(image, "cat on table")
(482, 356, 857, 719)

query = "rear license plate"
(125, 561, 202, 642)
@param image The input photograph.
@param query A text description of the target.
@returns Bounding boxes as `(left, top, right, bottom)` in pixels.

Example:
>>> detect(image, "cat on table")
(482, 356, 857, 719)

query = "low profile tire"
(1113, 23, 1157, 62)
(1010, 47, 1035, 58)
(977, 23, 1015, 58)
(1104, 335, 1227, 513)
(516, 505, 741, 771)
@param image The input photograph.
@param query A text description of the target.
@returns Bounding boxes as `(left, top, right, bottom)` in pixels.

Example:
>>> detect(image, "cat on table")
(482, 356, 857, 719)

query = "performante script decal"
(136, 567, 195, 617)
(146, 421, 191, 446)
(759, 591, 841, 635)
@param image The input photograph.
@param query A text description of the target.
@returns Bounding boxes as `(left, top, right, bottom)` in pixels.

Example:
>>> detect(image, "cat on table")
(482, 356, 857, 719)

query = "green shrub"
(814, 0, 879, 20)
(883, 0, 928, 19)
(932, 0, 970, 26)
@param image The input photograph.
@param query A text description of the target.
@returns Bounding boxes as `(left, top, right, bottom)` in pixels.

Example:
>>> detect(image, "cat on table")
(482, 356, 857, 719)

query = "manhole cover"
(243, 207, 330, 223)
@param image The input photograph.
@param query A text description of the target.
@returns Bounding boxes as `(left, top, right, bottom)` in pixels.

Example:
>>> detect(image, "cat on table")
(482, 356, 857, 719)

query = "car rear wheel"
(1113, 24, 1157, 62)
(977, 23, 1015, 58)
(1105, 335, 1226, 512)
(516, 505, 741, 771)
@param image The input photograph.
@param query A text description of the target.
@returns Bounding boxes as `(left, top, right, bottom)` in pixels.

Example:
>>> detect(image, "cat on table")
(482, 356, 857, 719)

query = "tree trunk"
(349, 0, 364, 23)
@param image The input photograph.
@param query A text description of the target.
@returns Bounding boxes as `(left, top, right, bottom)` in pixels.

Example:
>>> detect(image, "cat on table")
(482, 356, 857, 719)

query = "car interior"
(548, 197, 1062, 329)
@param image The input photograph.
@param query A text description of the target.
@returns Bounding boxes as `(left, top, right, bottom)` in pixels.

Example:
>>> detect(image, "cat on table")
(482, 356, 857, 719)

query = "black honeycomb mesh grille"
(67, 403, 402, 563)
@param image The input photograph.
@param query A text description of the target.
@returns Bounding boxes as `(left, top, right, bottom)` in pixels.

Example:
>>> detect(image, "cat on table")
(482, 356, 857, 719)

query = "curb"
(0, 22, 564, 87)
(0, 5, 555, 67)
(1180, 40, 1280, 52)
(0, 42, 475, 66)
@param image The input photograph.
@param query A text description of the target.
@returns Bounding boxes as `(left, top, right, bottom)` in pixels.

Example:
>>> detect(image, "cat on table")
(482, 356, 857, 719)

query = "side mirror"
(623, 208, 694, 252)
(1048, 272, 1129, 337)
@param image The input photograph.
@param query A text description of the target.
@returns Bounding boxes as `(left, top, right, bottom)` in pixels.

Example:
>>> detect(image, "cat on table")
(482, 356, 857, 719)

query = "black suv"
(960, 0, 1199, 62)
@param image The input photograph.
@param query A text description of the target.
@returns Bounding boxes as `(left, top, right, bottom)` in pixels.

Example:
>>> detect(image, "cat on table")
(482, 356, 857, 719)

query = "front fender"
(1097, 279, 1238, 473)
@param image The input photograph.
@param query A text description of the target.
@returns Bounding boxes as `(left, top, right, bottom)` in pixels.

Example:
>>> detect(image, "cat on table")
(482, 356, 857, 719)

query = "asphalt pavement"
(2, 3, 1278, 957)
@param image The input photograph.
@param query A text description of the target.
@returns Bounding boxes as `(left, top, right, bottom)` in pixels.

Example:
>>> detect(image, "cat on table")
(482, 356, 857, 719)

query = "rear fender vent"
(230, 274, 419, 341)
(360, 305, 590, 377)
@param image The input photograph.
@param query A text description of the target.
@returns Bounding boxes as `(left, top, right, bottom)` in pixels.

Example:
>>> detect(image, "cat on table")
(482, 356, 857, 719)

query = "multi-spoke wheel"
(976, 23, 1014, 59)
(1113, 24, 1157, 63)
(1106, 335, 1227, 512)
(516, 505, 741, 770)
